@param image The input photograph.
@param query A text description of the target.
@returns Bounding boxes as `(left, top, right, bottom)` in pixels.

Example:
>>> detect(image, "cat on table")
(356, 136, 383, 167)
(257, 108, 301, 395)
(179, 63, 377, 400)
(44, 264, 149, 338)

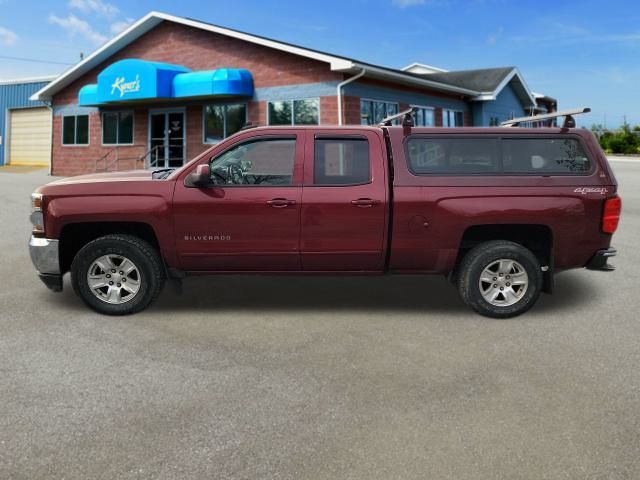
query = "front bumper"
(586, 247, 617, 271)
(29, 236, 63, 291)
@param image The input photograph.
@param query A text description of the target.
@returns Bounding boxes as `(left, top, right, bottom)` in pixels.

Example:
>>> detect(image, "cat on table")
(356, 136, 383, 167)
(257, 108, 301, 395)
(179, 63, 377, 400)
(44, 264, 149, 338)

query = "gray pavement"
(1, 162, 639, 479)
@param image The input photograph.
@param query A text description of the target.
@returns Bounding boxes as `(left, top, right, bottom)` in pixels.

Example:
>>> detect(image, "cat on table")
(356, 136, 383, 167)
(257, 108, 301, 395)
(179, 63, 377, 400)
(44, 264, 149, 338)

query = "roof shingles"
(420, 67, 515, 93)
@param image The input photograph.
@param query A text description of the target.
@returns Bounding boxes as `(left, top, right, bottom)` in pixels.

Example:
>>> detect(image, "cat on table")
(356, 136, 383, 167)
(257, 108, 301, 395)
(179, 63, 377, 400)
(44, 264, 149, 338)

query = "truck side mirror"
(186, 164, 211, 187)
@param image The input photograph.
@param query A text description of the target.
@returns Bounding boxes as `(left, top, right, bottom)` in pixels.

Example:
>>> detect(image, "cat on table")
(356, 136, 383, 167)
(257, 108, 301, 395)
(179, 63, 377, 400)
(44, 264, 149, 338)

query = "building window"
(204, 103, 247, 143)
(62, 115, 89, 145)
(268, 99, 319, 125)
(442, 109, 464, 128)
(314, 137, 370, 185)
(411, 106, 435, 127)
(360, 100, 399, 125)
(102, 111, 133, 145)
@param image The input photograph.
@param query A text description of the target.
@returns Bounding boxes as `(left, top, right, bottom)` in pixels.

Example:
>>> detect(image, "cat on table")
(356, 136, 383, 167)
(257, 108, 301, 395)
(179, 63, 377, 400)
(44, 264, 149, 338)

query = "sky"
(0, 0, 638, 127)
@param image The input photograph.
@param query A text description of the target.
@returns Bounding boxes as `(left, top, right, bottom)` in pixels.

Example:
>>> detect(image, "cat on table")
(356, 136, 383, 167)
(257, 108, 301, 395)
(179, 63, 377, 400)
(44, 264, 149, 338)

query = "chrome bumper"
(29, 236, 60, 275)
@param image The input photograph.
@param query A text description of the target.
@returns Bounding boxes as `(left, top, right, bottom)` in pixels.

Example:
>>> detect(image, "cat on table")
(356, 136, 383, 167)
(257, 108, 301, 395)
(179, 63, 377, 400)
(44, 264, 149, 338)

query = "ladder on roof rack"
(500, 107, 591, 128)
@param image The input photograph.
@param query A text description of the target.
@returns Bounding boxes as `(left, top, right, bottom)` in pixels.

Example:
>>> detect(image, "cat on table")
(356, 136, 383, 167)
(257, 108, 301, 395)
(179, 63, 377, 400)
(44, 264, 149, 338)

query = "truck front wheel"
(71, 234, 165, 315)
(457, 240, 542, 318)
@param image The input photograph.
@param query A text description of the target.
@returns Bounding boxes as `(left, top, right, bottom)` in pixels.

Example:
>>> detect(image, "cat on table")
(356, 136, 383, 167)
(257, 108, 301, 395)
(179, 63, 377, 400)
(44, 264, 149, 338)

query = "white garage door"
(9, 107, 51, 166)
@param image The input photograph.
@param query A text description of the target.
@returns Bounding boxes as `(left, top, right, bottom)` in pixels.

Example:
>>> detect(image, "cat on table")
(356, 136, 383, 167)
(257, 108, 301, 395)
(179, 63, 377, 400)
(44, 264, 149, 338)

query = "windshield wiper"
(151, 168, 175, 179)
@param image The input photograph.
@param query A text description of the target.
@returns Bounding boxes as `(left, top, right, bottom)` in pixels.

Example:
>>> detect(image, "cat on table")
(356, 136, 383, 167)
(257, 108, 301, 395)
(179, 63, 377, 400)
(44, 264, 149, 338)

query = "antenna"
(379, 107, 417, 127)
(500, 107, 591, 128)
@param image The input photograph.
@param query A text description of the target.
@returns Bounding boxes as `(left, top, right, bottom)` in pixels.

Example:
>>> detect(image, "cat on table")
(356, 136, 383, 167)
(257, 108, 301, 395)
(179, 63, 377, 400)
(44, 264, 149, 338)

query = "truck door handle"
(267, 198, 296, 208)
(351, 198, 380, 207)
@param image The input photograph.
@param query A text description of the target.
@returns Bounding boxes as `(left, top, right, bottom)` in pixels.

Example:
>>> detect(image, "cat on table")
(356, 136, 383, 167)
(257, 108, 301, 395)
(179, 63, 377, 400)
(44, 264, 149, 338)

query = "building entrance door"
(149, 110, 185, 168)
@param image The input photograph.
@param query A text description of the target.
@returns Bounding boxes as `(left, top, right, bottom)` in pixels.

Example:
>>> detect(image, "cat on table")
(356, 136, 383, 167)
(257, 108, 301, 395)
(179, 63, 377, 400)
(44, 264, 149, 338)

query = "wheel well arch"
(59, 222, 161, 274)
(457, 224, 553, 265)
(454, 224, 554, 292)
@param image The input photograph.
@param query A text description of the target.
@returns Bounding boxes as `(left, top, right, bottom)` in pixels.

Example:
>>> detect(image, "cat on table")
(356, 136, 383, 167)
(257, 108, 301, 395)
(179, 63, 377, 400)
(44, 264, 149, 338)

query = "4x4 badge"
(574, 187, 608, 195)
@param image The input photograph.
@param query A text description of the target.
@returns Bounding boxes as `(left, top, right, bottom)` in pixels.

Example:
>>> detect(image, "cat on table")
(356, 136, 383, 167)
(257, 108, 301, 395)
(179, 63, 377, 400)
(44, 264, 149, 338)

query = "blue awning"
(173, 69, 253, 98)
(78, 59, 254, 106)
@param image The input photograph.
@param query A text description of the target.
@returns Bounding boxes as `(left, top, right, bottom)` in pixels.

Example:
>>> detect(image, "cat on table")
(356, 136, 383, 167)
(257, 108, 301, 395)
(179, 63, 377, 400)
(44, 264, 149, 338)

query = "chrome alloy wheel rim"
(479, 259, 529, 307)
(87, 254, 141, 304)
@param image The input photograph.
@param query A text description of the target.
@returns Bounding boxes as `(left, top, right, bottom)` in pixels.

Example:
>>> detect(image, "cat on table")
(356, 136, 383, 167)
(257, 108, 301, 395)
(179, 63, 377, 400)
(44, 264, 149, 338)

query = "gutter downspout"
(337, 68, 366, 125)
(45, 100, 53, 176)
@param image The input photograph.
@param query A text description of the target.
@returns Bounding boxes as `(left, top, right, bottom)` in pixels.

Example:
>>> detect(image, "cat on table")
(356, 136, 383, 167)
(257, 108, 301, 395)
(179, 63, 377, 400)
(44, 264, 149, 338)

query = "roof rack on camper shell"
(501, 107, 591, 128)
(379, 107, 418, 127)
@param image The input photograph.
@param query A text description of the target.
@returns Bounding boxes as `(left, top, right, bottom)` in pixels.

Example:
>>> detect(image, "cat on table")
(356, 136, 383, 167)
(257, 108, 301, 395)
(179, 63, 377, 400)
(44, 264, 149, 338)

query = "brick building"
(32, 11, 555, 176)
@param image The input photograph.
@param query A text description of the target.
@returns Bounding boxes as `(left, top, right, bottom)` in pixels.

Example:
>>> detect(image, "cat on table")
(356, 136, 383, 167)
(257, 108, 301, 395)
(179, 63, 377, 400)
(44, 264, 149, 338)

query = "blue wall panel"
(472, 83, 528, 127)
(0, 80, 51, 165)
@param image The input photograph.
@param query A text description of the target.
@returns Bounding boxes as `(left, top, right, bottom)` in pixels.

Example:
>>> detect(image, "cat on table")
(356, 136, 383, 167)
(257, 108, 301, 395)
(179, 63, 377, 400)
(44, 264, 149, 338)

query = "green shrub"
(592, 124, 640, 154)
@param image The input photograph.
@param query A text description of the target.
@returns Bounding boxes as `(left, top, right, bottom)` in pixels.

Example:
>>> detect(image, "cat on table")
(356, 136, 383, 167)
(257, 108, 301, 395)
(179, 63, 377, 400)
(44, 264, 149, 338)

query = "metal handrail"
(94, 144, 179, 172)
(140, 145, 164, 169)
(94, 148, 117, 172)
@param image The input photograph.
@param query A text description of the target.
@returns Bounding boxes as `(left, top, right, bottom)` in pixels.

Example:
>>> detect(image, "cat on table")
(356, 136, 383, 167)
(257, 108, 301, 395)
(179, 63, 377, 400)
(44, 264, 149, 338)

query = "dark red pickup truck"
(29, 119, 621, 318)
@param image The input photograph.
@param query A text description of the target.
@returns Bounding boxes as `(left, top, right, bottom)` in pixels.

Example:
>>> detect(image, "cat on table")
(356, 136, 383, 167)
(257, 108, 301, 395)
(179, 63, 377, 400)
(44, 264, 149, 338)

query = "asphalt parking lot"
(1, 162, 639, 479)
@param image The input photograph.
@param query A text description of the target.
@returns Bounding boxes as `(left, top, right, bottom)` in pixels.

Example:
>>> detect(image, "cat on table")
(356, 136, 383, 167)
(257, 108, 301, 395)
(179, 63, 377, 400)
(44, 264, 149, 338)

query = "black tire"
(71, 234, 165, 315)
(457, 240, 542, 319)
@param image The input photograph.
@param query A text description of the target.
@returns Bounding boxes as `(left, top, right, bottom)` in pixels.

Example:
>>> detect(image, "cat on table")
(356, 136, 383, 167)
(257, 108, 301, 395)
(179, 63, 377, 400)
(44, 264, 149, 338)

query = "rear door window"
(406, 138, 499, 174)
(314, 137, 370, 185)
(502, 138, 591, 174)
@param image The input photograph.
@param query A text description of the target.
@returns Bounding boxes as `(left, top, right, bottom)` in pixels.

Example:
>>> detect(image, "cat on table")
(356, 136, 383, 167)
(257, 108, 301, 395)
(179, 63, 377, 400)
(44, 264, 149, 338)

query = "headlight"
(30, 193, 45, 235)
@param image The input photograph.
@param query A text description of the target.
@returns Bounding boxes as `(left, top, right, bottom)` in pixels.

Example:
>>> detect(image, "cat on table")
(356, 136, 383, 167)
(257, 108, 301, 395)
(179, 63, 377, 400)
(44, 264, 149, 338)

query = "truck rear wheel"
(71, 234, 165, 315)
(457, 240, 542, 318)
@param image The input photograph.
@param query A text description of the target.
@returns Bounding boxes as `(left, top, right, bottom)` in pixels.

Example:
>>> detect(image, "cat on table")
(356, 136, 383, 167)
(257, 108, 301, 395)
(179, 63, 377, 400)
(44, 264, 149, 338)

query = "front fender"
(45, 195, 175, 262)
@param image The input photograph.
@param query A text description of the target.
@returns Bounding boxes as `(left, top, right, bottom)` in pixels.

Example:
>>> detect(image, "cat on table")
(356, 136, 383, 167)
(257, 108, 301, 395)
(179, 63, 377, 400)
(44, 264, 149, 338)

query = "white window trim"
(101, 110, 135, 146)
(61, 114, 90, 147)
(442, 108, 465, 128)
(202, 102, 249, 145)
(410, 104, 435, 127)
(267, 98, 321, 126)
(359, 98, 400, 125)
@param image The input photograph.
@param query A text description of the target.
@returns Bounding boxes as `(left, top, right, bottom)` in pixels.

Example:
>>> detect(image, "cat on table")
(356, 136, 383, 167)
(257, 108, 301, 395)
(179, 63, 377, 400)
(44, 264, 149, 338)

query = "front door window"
(149, 111, 185, 168)
(208, 138, 296, 186)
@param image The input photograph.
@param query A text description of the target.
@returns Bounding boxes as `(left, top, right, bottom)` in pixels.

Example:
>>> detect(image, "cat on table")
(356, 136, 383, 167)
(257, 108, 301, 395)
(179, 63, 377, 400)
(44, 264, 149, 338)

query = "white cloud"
(487, 26, 504, 46)
(49, 13, 107, 44)
(110, 17, 134, 35)
(0, 26, 17, 46)
(392, 0, 425, 6)
(68, 0, 119, 18)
